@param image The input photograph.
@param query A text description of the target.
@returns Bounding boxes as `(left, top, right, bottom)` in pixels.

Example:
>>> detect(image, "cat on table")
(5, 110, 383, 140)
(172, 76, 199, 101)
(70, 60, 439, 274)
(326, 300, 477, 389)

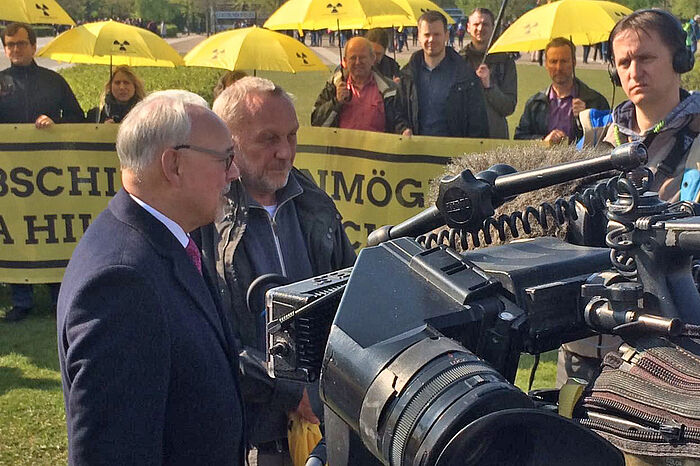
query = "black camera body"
(267, 236, 608, 385)
(267, 236, 628, 465)
(265, 143, 700, 465)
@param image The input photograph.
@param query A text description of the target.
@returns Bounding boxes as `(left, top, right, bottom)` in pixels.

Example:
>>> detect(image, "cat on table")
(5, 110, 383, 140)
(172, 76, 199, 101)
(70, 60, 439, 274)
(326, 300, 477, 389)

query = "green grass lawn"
(0, 62, 612, 464)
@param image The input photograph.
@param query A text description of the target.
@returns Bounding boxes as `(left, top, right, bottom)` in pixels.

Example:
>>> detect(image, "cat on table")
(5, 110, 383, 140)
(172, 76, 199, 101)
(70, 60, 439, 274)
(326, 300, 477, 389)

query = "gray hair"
(212, 76, 294, 133)
(116, 90, 209, 175)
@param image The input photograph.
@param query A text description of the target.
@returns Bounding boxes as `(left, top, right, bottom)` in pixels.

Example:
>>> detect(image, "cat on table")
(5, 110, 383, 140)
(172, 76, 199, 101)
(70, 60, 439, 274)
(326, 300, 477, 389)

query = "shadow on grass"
(0, 315, 60, 372)
(0, 366, 61, 397)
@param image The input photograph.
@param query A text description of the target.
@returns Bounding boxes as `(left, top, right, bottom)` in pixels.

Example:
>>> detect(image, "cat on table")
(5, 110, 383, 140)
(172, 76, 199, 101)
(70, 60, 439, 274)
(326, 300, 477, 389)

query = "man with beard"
(461, 8, 517, 139)
(202, 77, 356, 465)
(57, 90, 245, 465)
(399, 10, 488, 137)
(515, 37, 609, 143)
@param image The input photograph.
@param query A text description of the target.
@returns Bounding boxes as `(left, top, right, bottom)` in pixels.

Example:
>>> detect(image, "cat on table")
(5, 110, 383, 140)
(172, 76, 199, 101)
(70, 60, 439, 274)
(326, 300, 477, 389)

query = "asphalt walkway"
(0, 34, 207, 70)
(0, 31, 608, 71)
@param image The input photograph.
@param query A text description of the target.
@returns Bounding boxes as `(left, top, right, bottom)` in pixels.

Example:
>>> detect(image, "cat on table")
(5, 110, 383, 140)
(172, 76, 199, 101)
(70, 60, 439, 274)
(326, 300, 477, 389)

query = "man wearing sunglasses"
(1, 22, 85, 322)
(200, 77, 356, 465)
(58, 91, 246, 465)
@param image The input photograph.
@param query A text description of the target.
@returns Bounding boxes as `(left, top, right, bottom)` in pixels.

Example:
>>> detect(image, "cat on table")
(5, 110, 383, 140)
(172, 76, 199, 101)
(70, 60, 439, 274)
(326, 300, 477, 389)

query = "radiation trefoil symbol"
(327, 3, 342, 13)
(212, 48, 225, 59)
(113, 40, 131, 52)
(523, 22, 538, 35)
(296, 52, 309, 64)
(35, 3, 50, 16)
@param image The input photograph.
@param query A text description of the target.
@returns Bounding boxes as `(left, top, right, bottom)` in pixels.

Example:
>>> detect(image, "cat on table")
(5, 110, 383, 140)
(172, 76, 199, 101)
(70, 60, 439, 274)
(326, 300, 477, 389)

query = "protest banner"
(0, 124, 526, 283)
(294, 127, 526, 249)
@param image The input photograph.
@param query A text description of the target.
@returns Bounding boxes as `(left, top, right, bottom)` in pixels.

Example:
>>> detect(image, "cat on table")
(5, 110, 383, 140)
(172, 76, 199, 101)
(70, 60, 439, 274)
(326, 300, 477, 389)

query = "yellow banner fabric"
(0, 124, 525, 283)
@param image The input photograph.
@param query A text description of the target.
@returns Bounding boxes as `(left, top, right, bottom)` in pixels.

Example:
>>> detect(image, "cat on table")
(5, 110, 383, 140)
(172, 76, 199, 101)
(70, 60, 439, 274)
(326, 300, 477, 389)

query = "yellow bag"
(287, 412, 323, 466)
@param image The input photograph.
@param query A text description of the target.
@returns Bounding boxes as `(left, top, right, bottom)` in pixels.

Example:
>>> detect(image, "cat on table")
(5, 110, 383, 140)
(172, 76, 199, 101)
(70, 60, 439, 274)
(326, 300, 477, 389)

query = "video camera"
(265, 141, 700, 465)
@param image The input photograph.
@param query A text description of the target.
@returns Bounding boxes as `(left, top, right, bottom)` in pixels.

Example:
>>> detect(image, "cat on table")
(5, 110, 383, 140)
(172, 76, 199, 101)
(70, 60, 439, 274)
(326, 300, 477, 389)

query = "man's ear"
(161, 148, 182, 185)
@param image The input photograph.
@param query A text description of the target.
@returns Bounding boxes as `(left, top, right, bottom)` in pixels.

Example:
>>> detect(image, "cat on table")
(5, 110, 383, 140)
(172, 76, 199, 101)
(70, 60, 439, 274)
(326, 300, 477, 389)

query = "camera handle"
(603, 173, 700, 325)
(367, 142, 647, 246)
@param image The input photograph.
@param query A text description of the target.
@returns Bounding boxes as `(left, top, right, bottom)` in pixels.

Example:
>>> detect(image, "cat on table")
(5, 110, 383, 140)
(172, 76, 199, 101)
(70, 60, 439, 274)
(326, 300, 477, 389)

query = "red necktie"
(185, 237, 202, 275)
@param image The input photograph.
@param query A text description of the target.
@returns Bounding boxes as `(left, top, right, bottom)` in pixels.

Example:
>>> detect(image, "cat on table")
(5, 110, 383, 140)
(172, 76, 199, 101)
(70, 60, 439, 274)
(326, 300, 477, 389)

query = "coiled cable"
(418, 176, 621, 251)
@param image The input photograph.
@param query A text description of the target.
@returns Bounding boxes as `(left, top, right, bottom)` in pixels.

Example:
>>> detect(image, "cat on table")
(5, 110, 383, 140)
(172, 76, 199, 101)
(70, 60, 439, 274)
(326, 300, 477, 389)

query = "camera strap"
(575, 337, 700, 459)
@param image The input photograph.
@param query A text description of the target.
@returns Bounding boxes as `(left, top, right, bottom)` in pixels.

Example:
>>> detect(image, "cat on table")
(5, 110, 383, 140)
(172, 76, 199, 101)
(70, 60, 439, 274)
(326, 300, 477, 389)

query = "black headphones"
(607, 8, 695, 86)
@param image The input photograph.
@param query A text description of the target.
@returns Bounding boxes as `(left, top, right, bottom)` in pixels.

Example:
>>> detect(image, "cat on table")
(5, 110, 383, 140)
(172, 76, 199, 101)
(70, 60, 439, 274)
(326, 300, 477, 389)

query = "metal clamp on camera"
(266, 141, 700, 465)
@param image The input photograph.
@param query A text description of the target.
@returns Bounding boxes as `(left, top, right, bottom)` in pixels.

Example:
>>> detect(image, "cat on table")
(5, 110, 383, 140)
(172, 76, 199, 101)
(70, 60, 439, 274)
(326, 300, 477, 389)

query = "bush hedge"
(682, 60, 700, 91)
(165, 24, 178, 38)
(33, 25, 57, 37)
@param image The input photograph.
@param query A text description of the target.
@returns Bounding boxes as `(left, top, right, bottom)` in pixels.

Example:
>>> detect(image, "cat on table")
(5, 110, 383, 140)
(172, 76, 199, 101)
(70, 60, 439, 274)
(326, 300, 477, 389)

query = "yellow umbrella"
(0, 0, 75, 25)
(36, 20, 184, 67)
(263, 0, 411, 31)
(385, 0, 454, 26)
(184, 27, 327, 73)
(489, 0, 632, 54)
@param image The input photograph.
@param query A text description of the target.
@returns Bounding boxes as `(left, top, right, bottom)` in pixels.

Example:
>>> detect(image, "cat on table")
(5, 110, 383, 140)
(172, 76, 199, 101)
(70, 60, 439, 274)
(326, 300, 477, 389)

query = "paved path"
(0, 31, 608, 71)
(0, 34, 208, 70)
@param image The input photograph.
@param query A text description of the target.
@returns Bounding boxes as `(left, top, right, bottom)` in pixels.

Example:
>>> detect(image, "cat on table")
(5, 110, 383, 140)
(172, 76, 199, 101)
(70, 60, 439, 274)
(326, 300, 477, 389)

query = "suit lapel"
(171, 253, 230, 350)
(109, 189, 233, 358)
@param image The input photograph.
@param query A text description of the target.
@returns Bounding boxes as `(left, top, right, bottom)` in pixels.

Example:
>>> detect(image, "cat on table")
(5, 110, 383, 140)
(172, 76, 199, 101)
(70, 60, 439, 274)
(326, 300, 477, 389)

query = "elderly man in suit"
(57, 90, 245, 465)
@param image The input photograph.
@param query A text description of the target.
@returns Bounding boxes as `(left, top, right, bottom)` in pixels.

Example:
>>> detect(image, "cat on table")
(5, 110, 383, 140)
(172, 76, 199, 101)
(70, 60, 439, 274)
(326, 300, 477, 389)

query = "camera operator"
(558, 9, 700, 387)
(601, 9, 700, 202)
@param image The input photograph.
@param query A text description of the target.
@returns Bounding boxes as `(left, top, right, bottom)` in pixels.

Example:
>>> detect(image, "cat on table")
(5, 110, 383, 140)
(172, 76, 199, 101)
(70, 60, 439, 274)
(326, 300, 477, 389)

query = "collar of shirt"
(129, 193, 189, 248)
(547, 83, 577, 101)
(247, 171, 304, 212)
(421, 55, 449, 73)
(347, 73, 375, 98)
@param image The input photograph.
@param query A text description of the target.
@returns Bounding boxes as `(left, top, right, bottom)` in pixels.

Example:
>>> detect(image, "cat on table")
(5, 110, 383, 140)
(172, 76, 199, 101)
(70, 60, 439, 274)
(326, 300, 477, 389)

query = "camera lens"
(375, 349, 533, 466)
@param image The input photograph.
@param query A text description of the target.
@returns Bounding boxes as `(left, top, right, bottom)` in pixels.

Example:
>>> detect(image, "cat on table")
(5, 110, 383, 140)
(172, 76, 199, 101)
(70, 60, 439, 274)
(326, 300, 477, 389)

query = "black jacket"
(198, 169, 356, 446)
(376, 54, 400, 79)
(0, 61, 84, 124)
(514, 78, 609, 141)
(399, 47, 489, 137)
(86, 93, 139, 123)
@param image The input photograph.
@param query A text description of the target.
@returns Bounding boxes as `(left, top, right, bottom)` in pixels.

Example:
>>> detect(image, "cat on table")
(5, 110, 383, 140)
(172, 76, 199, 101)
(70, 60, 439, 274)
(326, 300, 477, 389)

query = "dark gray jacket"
(399, 47, 489, 138)
(460, 43, 517, 139)
(198, 168, 355, 446)
(514, 78, 609, 141)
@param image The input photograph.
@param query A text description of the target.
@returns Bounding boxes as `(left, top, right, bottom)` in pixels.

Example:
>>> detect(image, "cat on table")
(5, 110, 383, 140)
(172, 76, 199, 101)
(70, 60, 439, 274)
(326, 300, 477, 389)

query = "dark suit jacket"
(57, 189, 245, 465)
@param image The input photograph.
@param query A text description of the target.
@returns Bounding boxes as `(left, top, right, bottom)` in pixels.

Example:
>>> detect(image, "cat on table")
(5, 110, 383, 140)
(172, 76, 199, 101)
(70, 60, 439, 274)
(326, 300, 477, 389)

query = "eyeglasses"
(173, 144, 235, 171)
(4, 41, 30, 49)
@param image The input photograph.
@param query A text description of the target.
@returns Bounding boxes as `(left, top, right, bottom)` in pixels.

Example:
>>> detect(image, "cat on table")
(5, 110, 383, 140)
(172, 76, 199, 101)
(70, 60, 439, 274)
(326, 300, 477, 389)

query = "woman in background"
(87, 66, 145, 123)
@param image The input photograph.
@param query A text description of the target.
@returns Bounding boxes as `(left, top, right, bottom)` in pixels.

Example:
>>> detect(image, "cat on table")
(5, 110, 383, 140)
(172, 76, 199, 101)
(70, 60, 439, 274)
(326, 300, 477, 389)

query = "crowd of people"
(72, 16, 171, 37)
(2, 5, 700, 464)
(309, 8, 614, 144)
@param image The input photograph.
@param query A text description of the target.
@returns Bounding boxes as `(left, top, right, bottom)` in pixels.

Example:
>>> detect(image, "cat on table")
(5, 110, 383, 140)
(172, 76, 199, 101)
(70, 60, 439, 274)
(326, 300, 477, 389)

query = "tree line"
(56, 0, 698, 31)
